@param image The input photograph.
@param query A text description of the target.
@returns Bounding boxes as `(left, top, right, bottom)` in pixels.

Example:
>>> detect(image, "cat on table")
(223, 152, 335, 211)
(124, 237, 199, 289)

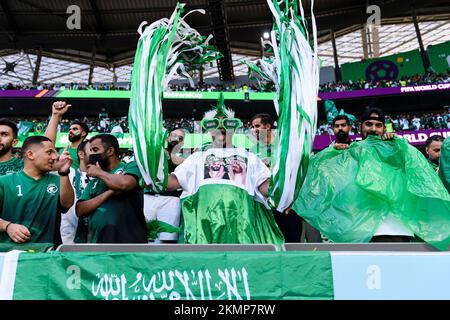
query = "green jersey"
(0, 156, 24, 176)
(249, 134, 279, 170)
(0, 170, 62, 244)
(59, 146, 79, 170)
(78, 161, 147, 243)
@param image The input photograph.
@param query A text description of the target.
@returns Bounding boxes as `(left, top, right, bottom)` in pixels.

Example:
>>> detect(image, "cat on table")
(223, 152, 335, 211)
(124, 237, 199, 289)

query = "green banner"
(341, 49, 425, 82)
(10, 251, 333, 300)
(341, 40, 450, 82)
(54, 90, 275, 101)
(55, 90, 131, 99)
(428, 41, 450, 74)
(15, 133, 255, 150)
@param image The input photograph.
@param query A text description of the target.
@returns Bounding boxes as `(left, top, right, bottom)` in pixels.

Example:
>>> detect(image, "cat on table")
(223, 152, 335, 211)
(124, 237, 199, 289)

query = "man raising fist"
(45, 101, 89, 170)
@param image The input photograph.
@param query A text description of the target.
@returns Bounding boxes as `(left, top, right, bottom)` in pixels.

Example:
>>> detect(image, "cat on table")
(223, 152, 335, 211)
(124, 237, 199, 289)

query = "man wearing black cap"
(358, 107, 415, 242)
(360, 107, 395, 141)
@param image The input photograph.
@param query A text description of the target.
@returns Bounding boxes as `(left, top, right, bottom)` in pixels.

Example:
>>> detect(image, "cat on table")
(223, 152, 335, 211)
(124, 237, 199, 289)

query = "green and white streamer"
(247, 0, 320, 212)
(129, 3, 220, 191)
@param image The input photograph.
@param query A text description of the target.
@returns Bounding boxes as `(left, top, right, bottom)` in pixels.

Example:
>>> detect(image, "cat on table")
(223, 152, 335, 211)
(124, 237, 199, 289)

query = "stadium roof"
(0, 0, 449, 84)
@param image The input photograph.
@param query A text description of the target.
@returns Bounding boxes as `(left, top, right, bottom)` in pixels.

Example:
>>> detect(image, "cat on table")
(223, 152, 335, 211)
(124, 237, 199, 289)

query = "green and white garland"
(129, 3, 220, 192)
(247, 0, 320, 212)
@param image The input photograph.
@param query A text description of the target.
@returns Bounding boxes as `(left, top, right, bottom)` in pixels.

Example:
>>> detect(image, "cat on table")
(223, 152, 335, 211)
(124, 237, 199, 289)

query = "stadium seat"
(283, 242, 441, 252)
(56, 243, 279, 252)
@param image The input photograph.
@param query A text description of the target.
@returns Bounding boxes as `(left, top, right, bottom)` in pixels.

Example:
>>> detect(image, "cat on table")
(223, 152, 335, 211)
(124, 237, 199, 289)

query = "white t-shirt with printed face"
(173, 148, 270, 206)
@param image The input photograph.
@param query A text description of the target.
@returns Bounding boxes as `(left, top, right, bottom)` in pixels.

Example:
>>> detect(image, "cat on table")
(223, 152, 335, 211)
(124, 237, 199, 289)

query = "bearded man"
(45, 101, 89, 169)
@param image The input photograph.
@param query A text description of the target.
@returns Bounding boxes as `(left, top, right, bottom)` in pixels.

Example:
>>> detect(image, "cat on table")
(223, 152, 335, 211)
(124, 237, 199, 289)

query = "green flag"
(18, 121, 34, 138)
(34, 122, 45, 134)
(244, 0, 320, 212)
(128, 3, 221, 192)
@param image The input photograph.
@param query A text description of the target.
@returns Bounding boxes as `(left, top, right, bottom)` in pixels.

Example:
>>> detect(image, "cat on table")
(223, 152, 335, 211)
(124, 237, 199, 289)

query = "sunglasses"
(201, 118, 243, 130)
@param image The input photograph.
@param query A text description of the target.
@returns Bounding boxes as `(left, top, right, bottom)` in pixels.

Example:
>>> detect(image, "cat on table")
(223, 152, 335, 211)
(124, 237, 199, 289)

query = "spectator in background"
(443, 106, 450, 123)
(45, 101, 89, 170)
(425, 135, 444, 172)
(99, 117, 109, 133)
(412, 115, 421, 130)
(122, 149, 134, 163)
(400, 115, 410, 131)
(110, 121, 124, 134)
(75, 134, 147, 243)
(389, 115, 399, 131)
(439, 137, 450, 193)
(331, 115, 353, 150)
(250, 113, 276, 168)
(0, 119, 23, 175)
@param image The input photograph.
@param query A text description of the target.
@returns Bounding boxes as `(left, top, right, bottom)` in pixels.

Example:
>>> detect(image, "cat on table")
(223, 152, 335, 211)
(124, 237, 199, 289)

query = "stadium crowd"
(9, 115, 256, 136)
(8, 107, 450, 140)
(0, 101, 450, 243)
(317, 107, 450, 135)
(2, 70, 449, 94)
(319, 71, 450, 92)
(0, 98, 449, 247)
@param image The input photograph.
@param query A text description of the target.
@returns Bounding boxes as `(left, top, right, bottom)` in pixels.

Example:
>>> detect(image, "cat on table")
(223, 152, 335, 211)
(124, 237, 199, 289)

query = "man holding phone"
(75, 134, 147, 243)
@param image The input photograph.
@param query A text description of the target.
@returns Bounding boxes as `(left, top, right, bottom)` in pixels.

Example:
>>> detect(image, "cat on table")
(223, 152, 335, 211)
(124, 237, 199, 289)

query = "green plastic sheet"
(293, 135, 450, 250)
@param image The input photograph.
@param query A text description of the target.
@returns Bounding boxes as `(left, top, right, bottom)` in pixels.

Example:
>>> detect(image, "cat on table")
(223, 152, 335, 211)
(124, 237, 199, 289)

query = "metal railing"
(283, 242, 440, 251)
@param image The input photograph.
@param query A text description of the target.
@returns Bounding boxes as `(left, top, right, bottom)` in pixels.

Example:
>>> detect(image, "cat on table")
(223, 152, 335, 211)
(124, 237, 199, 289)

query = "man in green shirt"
(45, 101, 89, 170)
(425, 135, 444, 172)
(76, 134, 147, 243)
(0, 136, 74, 244)
(249, 113, 302, 243)
(249, 113, 277, 169)
(0, 118, 23, 175)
